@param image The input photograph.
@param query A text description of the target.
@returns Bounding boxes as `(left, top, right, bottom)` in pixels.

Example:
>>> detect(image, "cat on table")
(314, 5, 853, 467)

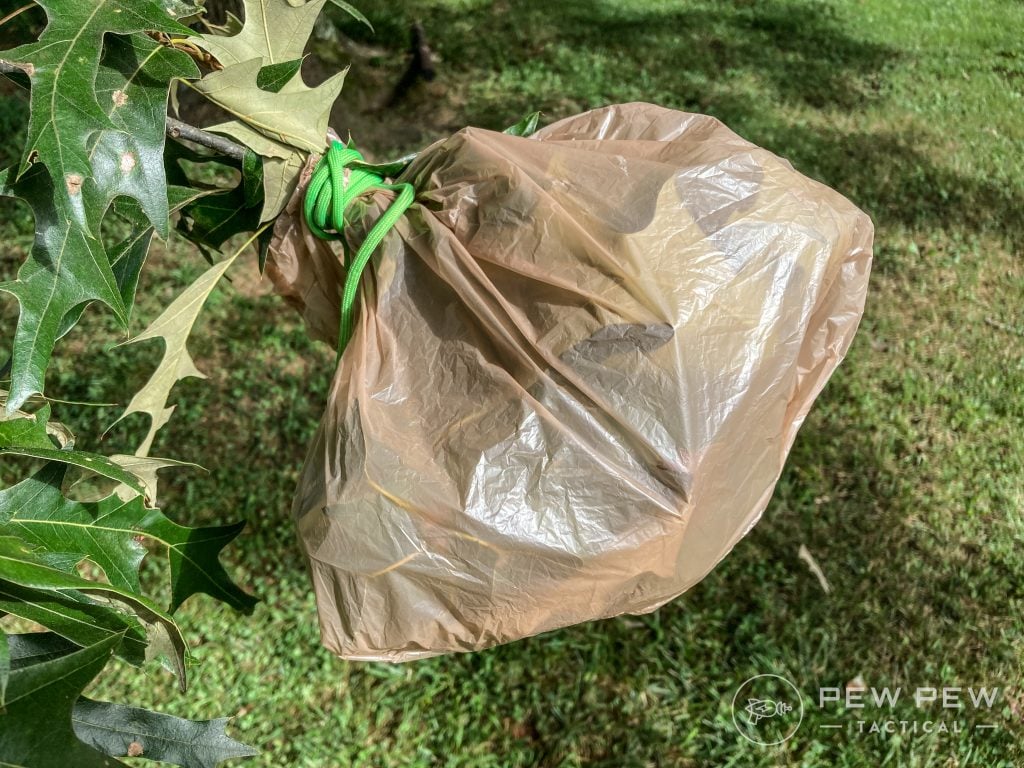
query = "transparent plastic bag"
(267, 103, 873, 660)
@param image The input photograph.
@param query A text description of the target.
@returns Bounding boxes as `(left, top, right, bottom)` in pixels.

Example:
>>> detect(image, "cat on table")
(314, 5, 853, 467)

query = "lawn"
(2, 0, 1023, 765)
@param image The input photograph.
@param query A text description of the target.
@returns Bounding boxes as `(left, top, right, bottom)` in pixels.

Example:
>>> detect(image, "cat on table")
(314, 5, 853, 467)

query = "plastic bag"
(266, 103, 873, 661)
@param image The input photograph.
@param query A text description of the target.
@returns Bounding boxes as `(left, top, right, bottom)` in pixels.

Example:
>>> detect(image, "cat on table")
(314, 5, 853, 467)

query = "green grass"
(3, 0, 1024, 765)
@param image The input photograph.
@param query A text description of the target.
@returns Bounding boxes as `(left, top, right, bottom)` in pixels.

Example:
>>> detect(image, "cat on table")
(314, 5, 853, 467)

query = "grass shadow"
(329, 0, 1022, 250)
(355, 352, 1022, 765)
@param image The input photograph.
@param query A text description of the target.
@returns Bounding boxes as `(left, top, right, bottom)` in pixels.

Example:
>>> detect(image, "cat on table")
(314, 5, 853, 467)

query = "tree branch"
(0, 61, 246, 160)
(165, 117, 246, 160)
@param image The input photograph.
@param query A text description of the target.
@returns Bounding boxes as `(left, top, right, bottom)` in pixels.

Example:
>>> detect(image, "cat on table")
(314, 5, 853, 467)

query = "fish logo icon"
(745, 697, 794, 724)
(731, 675, 804, 746)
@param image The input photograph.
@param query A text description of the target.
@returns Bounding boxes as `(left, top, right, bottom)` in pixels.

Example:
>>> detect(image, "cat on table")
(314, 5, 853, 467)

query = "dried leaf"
(107, 455, 203, 506)
(797, 543, 832, 594)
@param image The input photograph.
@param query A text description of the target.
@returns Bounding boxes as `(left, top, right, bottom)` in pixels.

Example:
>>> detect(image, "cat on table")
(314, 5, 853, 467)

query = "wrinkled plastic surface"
(267, 103, 873, 661)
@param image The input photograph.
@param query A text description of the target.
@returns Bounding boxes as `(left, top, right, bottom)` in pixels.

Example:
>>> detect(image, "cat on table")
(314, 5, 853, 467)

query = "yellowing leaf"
(198, 0, 329, 69)
(191, 57, 344, 154)
(99, 455, 202, 506)
(111, 259, 231, 456)
(191, 1, 345, 217)
(66, 454, 199, 507)
(111, 229, 268, 455)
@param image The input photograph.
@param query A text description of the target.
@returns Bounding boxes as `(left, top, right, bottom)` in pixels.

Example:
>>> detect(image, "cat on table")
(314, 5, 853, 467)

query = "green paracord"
(303, 140, 415, 356)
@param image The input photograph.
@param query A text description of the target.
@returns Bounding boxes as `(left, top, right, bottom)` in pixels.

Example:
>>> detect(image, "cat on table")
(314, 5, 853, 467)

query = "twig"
(0, 61, 247, 160)
(0, 3, 34, 29)
(165, 117, 246, 160)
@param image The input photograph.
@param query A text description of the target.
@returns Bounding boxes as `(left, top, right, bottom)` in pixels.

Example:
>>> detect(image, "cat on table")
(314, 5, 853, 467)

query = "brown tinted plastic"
(267, 103, 873, 661)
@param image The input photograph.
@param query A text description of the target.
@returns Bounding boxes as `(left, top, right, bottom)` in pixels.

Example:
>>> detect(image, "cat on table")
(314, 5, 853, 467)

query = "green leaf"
(350, 153, 418, 181)
(257, 58, 304, 93)
(166, 0, 206, 25)
(0, 165, 126, 412)
(4, 636, 255, 767)
(0, 406, 147, 497)
(283, 0, 372, 30)
(257, 226, 273, 274)
(90, 34, 199, 239)
(176, 185, 263, 252)
(0, 581, 149, 667)
(0, 445, 147, 496)
(0, 0, 191, 225)
(7, 632, 79, 670)
(0, 633, 129, 768)
(110, 185, 220, 318)
(242, 149, 264, 209)
(47, 185, 210, 345)
(0, 464, 257, 614)
(0, 629, 8, 707)
(503, 111, 542, 137)
(324, 0, 374, 31)
(0, 464, 148, 592)
(209, 121, 304, 222)
(0, 404, 52, 448)
(0, 6, 199, 413)
(72, 698, 259, 768)
(138, 511, 256, 614)
(109, 225, 157, 317)
(0, 535, 187, 683)
(167, 143, 263, 251)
